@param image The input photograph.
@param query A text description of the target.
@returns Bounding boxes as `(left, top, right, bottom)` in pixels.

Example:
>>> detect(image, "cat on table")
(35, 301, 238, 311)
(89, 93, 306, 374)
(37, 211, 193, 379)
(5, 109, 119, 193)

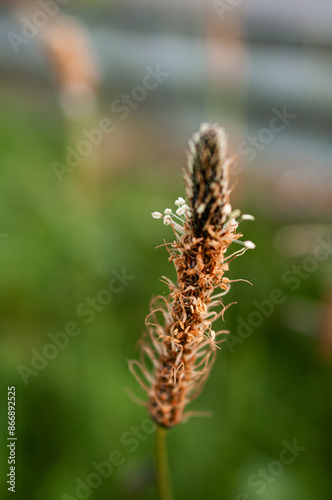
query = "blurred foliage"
(0, 88, 331, 500)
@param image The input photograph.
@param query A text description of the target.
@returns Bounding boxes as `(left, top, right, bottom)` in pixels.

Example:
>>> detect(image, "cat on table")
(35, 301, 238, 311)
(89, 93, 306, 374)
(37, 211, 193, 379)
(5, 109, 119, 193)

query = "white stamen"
(152, 212, 163, 219)
(211, 330, 216, 341)
(231, 209, 241, 219)
(163, 215, 172, 225)
(241, 214, 255, 221)
(176, 205, 188, 216)
(175, 197, 186, 206)
(244, 240, 256, 249)
(164, 208, 172, 215)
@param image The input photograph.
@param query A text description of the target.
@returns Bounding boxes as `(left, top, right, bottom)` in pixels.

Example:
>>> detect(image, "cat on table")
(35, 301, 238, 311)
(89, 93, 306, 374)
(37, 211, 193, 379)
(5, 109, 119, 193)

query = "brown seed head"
(186, 124, 230, 236)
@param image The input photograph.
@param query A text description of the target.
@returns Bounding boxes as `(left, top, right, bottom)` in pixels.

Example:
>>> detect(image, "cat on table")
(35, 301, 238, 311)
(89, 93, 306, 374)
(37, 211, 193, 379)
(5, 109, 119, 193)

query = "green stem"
(155, 426, 174, 500)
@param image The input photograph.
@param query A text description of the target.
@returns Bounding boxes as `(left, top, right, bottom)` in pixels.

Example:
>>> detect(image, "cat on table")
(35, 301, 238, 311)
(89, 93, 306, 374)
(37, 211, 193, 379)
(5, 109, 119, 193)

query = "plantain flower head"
(130, 123, 254, 428)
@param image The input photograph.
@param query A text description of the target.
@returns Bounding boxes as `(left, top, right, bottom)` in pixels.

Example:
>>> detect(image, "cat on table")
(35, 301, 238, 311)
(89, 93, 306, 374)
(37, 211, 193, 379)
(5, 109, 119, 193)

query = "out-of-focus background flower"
(0, 1, 331, 499)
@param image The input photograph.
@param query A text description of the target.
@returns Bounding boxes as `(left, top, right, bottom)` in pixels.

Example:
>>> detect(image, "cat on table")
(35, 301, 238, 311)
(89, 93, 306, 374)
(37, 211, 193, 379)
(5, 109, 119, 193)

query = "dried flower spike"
(130, 123, 254, 428)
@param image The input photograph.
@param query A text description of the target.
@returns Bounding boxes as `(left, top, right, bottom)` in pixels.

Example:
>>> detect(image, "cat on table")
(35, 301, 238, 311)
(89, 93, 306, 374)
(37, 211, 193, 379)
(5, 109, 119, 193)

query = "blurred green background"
(0, 1, 332, 499)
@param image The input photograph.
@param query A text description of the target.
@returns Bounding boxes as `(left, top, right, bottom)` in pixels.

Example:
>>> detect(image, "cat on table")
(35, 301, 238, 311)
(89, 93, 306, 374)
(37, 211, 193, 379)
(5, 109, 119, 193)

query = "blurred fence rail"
(1, 1, 332, 176)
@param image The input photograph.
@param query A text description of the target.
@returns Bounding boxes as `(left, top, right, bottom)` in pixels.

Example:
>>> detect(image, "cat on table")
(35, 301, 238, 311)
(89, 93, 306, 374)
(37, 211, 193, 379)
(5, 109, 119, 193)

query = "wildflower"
(130, 123, 254, 428)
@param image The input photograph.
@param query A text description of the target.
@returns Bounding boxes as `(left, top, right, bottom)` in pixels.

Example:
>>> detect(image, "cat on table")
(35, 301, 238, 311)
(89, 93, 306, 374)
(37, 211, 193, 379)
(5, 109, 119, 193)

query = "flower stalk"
(155, 426, 173, 500)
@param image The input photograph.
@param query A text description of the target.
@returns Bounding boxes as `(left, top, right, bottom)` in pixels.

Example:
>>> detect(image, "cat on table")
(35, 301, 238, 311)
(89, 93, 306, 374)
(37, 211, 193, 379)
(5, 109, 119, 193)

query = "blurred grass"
(0, 93, 331, 500)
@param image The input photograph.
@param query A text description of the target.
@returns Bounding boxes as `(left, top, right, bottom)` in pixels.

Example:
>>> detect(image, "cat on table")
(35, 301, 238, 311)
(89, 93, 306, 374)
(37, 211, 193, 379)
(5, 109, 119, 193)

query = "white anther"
(175, 197, 186, 206)
(151, 212, 163, 219)
(241, 214, 255, 221)
(244, 240, 256, 249)
(176, 205, 188, 216)
(231, 209, 241, 219)
(163, 215, 172, 225)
